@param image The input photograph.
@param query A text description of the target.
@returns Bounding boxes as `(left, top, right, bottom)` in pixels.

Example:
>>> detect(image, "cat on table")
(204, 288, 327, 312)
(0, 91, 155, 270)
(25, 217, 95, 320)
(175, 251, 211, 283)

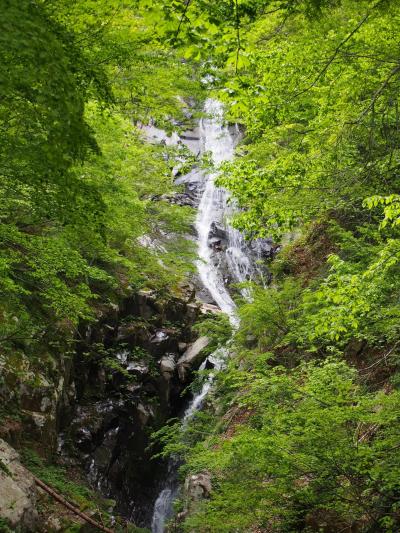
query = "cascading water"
(151, 99, 251, 532)
(151, 352, 225, 533)
(195, 99, 254, 324)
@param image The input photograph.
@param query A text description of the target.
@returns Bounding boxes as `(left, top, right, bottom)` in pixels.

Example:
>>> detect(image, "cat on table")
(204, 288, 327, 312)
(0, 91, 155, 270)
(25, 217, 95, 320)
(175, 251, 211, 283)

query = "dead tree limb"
(34, 476, 114, 533)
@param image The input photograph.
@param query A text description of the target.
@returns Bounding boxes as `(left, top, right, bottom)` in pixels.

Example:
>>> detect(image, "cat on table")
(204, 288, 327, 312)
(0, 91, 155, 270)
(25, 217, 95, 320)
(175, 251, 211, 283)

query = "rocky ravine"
(0, 286, 212, 530)
(62, 289, 208, 526)
(0, 105, 275, 531)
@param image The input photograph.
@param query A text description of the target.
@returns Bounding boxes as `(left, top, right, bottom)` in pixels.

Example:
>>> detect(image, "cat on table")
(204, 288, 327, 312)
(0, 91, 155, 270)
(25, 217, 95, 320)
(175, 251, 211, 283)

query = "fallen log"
(33, 476, 114, 533)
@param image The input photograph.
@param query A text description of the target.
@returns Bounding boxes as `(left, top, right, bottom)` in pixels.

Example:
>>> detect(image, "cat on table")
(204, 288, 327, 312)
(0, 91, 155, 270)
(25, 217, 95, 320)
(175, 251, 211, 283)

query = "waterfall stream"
(195, 99, 241, 326)
(151, 99, 250, 532)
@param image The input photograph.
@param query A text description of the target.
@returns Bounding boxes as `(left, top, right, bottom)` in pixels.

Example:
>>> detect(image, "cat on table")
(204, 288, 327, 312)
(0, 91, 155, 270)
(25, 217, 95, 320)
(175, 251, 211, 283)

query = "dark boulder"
(208, 221, 227, 242)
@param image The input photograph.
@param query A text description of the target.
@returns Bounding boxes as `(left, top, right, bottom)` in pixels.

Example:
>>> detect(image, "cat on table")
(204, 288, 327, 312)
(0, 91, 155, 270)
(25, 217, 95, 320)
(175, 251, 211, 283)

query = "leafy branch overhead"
(0, 0, 199, 352)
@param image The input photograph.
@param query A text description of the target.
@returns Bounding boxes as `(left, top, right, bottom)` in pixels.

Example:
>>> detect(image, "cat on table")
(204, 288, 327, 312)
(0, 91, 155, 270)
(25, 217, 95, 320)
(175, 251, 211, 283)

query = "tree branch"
(292, 0, 386, 99)
(356, 64, 400, 122)
(172, 0, 192, 45)
(34, 476, 114, 533)
(235, 0, 241, 74)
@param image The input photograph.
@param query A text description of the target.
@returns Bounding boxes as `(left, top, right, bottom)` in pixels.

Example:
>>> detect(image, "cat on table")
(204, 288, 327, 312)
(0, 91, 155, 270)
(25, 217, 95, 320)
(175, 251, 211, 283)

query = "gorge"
(60, 98, 267, 530)
(2, 1, 400, 532)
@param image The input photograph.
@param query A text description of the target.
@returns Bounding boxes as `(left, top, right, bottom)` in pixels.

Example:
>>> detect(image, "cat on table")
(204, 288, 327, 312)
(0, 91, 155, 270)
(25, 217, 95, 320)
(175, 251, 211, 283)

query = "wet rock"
(0, 439, 38, 530)
(75, 427, 93, 452)
(71, 395, 163, 525)
(150, 329, 169, 343)
(125, 289, 158, 320)
(139, 124, 180, 146)
(136, 403, 154, 426)
(70, 401, 117, 453)
(159, 354, 176, 380)
(88, 302, 120, 346)
(186, 302, 200, 323)
(172, 163, 184, 178)
(154, 192, 197, 208)
(126, 360, 149, 377)
(177, 337, 210, 382)
(179, 127, 201, 154)
(174, 173, 203, 209)
(19, 375, 54, 413)
(178, 342, 188, 353)
(251, 237, 274, 258)
(175, 168, 203, 186)
(208, 237, 223, 251)
(208, 221, 227, 242)
(65, 288, 203, 526)
(158, 354, 177, 406)
(116, 350, 129, 365)
(200, 303, 222, 316)
(21, 409, 57, 449)
(116, 322, 149, 345)
(16, 369, 69, 448)
(180, 133, 200, 142)
(95, 426, 120, 469)
(150, 329, 179, 357)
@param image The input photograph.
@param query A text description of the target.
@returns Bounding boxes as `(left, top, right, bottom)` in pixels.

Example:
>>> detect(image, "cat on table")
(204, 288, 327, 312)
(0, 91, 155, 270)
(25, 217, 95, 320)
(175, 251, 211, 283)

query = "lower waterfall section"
(151, 350, 225, 533)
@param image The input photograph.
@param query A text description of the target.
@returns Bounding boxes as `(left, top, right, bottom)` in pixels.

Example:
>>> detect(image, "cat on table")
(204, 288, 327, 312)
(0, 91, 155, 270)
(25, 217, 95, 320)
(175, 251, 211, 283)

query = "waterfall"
(195, 99, 239, 325)
(151, 99, 249, 532)
(196, 99, 256, 309)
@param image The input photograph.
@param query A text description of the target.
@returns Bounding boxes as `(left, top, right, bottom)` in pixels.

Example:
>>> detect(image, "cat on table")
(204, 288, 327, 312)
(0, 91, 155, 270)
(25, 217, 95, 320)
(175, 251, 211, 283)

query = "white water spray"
(195, 99, 254, 324)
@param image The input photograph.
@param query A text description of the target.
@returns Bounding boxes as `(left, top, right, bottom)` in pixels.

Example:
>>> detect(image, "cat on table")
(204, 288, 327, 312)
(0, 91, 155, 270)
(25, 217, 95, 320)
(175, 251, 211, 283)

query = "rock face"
(0, 284, 217, 529)
(183, 472, 212, 513)
(152, 191, 197, 208)
(177, 336, 210, 382)
(0, 344, 75, 452)
(61, 289, 206, 526)
(251, 237, 277, 258)
(209, 221, 228, 243)
(0, 439, 38, 530)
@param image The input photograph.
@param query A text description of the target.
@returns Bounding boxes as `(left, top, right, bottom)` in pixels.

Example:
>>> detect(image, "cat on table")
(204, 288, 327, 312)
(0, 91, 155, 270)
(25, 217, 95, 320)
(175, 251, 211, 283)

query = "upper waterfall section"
(195, 99, 240, 325)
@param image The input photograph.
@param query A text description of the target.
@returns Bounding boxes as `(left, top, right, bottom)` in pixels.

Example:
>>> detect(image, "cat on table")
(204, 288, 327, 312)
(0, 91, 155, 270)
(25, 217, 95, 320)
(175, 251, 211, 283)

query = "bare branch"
(172, 0, 192, 45)
(356, 64, 400, 122)
(292, 0, 387, 99)
(235, 0, 241, 75)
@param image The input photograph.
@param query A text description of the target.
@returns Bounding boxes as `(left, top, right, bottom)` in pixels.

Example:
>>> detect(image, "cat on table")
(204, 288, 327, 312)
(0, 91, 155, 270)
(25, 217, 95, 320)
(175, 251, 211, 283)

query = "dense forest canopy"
(1, 0, 400, 531)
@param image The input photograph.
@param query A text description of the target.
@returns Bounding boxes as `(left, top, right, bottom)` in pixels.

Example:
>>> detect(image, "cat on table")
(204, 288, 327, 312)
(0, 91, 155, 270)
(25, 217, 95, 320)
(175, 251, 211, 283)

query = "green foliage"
(171, 219, 400, 531)
(20, 448, 124, 529)
(211, 0, 400, 239)
(0, 460, 11, 477)
(0, 518, 14, 533)
(180, 358, 400, 532)
(293, 245, 400, 347)
(237, 279, 301, 350)
(364, 194, 400, 228)
(21, 449, 94, 509)
(194, 314, 233, 354)
(0, 0, 198, 357)
(142, 3, 400, 530)
(5, 0, 400, 531)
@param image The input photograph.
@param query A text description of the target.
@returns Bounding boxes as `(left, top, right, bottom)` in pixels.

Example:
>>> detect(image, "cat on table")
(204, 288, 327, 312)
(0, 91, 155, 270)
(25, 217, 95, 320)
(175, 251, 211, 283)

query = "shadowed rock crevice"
(59, 289, 210, 526)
